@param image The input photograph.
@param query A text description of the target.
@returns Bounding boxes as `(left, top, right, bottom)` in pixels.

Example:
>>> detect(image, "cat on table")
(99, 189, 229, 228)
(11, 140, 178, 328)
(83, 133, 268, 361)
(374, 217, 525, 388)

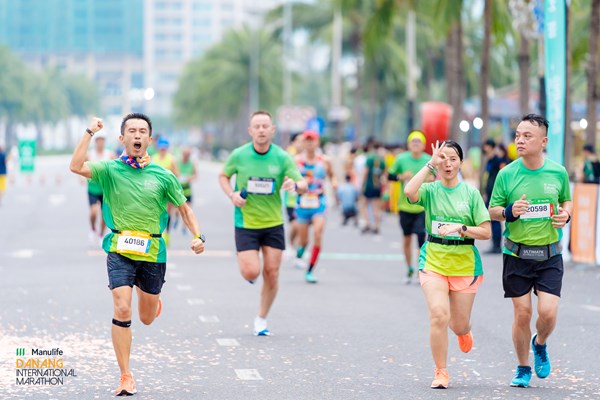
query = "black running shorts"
(399, 211, 426, 235)
(502, 254, 563, 298)
(107, 252, 166, 295)
(235, 225, 286, 252)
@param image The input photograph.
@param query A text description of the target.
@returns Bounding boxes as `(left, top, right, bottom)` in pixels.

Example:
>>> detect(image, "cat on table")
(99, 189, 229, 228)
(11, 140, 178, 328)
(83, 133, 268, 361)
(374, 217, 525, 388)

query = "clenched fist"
(89, 117, 104, 134)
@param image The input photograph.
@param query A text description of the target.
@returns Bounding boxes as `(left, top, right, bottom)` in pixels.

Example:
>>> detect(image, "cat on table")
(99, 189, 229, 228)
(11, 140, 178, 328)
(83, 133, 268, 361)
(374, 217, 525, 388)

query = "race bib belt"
(520, 199, 555, 222)
(111, 229, 161, 257)
(247, 177, 275, 195)
(299, 194, 321, 209)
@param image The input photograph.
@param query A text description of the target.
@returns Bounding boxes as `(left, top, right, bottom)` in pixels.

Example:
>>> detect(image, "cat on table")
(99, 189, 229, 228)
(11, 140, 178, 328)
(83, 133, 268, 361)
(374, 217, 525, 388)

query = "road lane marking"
(11, 249, 34, 258)
(321, 252, 405, 261)
(581, 304, 600, 312)
(49, 194, 66, 206)
(176, 285, 192, 291)
(217, 339, 239, 346)
(235, 369, 263, 380)
(199, 315, 219, 322)
(187, 298, 205, 305)
(85, 249, 405, 262)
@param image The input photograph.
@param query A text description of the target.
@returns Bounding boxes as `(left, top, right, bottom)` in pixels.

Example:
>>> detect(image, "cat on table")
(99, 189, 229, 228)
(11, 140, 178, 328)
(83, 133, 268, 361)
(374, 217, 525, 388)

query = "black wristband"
(86, 128, 94, 137)
(504, 203, 520, 223)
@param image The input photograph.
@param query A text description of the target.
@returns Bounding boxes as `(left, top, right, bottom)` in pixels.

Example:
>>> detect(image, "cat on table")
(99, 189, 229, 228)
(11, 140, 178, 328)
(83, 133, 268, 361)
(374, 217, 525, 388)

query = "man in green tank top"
(489, 114, 572, 388)
(70, 113, 206, 396)
(219, 110, 307, 336)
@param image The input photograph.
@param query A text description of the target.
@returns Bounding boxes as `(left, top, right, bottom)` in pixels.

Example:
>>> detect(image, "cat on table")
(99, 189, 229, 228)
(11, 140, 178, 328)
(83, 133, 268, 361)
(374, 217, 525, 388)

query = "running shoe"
(88, 231, 97, 246)
(305, 271, 318, 284)
(458, 331, 473, 353)
(155, 297, 162, 318)
(405, 266, 415, 284)
(430, 368, 449, 389)
(510, 365, 532, 387)
(114, 372, 137, 396)
(531, 334, 551, 378)
(294, 258, 307, 269)
(253, 317, 270, 336)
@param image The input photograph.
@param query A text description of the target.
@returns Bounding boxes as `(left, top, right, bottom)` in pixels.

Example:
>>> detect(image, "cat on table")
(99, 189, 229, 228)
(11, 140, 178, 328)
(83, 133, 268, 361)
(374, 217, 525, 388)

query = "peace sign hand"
(430, 140, 447, 169)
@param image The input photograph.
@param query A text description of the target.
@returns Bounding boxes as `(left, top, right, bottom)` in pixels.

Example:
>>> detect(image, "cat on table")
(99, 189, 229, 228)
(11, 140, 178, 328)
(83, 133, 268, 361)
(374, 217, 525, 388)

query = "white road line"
(49, 194, 66, 206)
(85, 249, 405, 261)
(176, 285, 193, 291)
(581, 304, 600, 312)
(168, 271, 183, 278)
(186, 298, 205, 305)
(199, 315, 219, 323)
(216, 338, 239, 347)
(235, 369, 263, 380)
(11, 249, 34, 259)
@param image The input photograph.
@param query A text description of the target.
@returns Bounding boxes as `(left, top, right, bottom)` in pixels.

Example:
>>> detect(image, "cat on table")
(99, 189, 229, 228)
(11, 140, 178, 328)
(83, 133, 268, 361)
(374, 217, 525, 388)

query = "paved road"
(1, 156, 599, 400)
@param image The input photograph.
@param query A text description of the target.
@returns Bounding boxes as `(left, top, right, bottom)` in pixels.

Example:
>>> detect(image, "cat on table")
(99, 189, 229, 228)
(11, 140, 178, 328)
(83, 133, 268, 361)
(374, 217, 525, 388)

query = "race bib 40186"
(116, 231, 151, 256)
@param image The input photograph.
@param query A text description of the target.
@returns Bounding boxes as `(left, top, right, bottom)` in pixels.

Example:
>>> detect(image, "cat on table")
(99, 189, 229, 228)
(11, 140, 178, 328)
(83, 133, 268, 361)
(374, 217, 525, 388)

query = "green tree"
(174, 26, 283, 146)
(0, 46, 32, 148)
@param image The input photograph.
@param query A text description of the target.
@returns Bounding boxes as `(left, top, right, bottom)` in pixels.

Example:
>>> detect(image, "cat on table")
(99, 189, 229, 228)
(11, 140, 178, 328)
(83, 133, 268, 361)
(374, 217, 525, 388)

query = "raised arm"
(70, 117, 103, 179)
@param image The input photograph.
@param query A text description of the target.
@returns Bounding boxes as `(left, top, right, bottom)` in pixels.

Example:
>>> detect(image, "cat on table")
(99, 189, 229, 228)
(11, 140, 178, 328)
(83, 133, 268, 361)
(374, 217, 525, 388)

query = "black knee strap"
(112, 318, 132, 328)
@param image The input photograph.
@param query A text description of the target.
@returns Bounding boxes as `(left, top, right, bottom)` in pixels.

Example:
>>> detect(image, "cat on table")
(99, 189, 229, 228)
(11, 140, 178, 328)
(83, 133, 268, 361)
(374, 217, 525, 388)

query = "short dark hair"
(483, 138, 495, 148)
(121, 113, 153, 136)
(521, 114, 549, 135)
(290, 132, 300, 142)
(583, 143, 595, 153)
(250, 110, 273, 122)
(443, 140, 464, 161)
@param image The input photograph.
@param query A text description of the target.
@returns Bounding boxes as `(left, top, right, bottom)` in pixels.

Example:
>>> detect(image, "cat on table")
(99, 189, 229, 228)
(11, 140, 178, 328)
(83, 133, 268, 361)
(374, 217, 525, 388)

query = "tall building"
(144, 0, 282, 117)
(0, 0, 145, 115)
(0, 0, 283, 118)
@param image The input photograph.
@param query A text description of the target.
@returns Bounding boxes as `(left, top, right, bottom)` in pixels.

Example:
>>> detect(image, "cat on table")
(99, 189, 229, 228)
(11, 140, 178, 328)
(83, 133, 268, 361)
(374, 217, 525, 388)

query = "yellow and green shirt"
(89, 160, 186, 262)
(223, 143, 303, 229)
(411, 181, 490, 276)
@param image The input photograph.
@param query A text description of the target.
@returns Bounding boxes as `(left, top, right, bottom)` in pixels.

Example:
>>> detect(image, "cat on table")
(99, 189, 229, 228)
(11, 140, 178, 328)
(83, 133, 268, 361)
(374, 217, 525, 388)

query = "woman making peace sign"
(404, 140, 491, 389)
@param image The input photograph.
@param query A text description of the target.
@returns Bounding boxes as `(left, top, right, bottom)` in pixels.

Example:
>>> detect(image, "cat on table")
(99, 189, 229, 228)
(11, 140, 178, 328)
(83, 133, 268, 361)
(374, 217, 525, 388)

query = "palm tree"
(585, 0, 600, 146)
(173, 26, 283, 145)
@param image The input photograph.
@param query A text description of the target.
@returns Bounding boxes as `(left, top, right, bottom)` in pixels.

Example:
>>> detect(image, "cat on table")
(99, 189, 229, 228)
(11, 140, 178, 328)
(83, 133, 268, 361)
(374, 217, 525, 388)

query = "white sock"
(254, 316, 267, 332)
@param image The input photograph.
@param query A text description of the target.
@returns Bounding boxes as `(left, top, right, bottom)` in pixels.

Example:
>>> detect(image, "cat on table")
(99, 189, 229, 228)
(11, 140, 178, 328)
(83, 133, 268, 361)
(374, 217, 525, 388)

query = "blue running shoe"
(531, 334, 551, 378)
(510, 366, 532, 387)
(305, 271, 318, 284)
(254, 329, 271, 336)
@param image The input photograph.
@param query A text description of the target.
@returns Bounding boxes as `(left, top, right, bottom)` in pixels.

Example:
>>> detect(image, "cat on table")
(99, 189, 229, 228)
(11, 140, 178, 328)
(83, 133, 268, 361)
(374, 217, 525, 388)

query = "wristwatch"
(194, 233, 206, 243)
(461, 225, 468, 232)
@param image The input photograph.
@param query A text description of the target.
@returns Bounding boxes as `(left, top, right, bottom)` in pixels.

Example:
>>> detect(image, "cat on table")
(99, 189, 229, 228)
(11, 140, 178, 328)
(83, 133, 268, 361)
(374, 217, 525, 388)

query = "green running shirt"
(223, 143, 303, 229)
(411, 181, 490, 276)
(388, 152, 431, 213)
(89, 160, 187, 262)
(490, 158, 571, 252)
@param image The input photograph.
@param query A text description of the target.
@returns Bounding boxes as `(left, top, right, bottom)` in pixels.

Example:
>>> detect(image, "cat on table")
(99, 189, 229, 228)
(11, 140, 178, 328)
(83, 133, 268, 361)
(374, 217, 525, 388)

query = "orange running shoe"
(458, 331, 473, 353)
(114, 372, 137, 396)
(431, 368, 449, 389)
(156, 297, 162, 318)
